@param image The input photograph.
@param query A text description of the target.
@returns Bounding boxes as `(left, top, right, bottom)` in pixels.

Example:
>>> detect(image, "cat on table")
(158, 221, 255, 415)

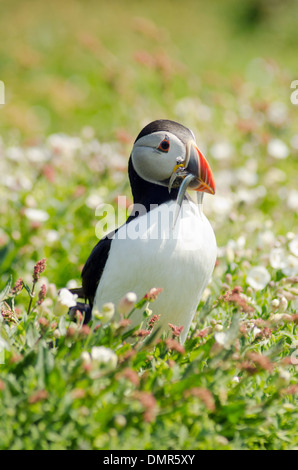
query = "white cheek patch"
(131, 131, 186, 185)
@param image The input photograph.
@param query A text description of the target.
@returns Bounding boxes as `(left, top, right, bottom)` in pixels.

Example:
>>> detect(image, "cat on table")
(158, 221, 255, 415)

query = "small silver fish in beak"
(169, 140, 216, 228)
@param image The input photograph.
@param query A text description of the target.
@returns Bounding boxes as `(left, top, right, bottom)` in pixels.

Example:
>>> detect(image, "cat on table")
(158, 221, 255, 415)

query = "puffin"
(70, 119, 217, 343)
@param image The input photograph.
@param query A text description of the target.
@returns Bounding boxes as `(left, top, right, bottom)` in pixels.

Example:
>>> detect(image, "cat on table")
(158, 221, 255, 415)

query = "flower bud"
(117, 292, 137, 315)
(279, 296, 288, 311)
(91, 346, 118, 369)
(93, 302, 115, 323)
(214, 324, 224, 332)
(271, 298, 280, 309)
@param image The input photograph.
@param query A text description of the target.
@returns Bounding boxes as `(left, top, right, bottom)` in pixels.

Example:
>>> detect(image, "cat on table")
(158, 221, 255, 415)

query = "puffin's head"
(130, 120, 215, 203)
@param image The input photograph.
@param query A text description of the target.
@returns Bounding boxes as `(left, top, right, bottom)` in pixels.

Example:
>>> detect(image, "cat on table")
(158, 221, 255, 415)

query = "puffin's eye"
(158, 137, 170, 153)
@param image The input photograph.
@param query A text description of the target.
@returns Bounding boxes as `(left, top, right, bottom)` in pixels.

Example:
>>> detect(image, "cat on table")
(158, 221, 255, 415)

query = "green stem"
(27, 281, 36, 316)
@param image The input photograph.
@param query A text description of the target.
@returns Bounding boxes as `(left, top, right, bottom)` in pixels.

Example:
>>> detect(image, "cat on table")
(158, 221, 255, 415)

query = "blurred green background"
(0, 0, 298, 289)
(1, 0, 298, 138)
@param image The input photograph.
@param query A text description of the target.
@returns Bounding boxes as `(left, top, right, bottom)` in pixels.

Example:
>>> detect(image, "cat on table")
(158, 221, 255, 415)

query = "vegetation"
(0, 0, 297, 450)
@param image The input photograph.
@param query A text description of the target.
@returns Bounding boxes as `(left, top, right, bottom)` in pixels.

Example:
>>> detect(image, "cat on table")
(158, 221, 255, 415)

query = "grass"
(0, 0, 297, 450)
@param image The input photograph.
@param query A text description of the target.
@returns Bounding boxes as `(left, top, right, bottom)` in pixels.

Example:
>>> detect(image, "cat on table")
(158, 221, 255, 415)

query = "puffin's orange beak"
(185, 141, 215, 195)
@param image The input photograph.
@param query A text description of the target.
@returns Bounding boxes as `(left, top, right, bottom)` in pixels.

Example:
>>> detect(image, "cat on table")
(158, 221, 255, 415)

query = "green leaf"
(58, 316, 67, 336)
(0, 244, 12, 268)
(23, 282, 33, 298)
(0, 274, 12, 303)
(197, 295, 213, 324)
(26, 323, 39, 348)
(141, 326, 162, 349)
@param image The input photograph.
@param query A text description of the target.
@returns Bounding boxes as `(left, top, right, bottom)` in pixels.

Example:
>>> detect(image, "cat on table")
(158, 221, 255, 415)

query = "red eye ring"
(158, 137, 170, 152)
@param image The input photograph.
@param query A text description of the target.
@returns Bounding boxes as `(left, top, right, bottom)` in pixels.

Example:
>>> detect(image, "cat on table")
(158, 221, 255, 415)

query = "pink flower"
(11, 278, 23, 295)
(144, 287, 163, 301)
(33, 258, 47, 282)
(133, 329, 150, 337)
(148, 314, 160, 329)
(37, 284, 47, 305)
(168, 323, 184, 338)
(165, 339, 185, 354)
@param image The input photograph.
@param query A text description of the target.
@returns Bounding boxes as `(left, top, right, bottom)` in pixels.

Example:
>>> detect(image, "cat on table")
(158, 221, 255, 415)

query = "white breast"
(93, 200, 217, 343)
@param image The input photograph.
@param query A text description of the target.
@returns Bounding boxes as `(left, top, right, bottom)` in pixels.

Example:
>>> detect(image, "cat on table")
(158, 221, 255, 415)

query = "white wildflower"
(47, 283, 57, 299)
(25, 195, 36, 208)
(214, 331, 227, 346)
(207, 194, 233, 217)
(269, 247, 288, 270)
(81, 126, 95, 140)
(235, 165, 258, 186)
(277, 368, 291, 383)
(18, 175, 33, 191)
(270, 313, 284, 322)
(267, 138, 289, 159)
(114, 414, 127, 428)
(66, 279, 78, 289)
(286, 232, 295, 240)
(90, 346, 118, 369)
(289, 236, 298, 257)
(226, 241, 235, 263)
(232, 376, 240, 383)
(283, 404, 295, 411)
(271, 298, 280, 309)
(270, 313, 292, 322)
(6, 146, 24, 162)
(201, 287, 211, 303)
(290, 134, 298, 150)
(24, 208, 49, 222)
(253, 326, 262, 336)
(59, 288, 77, 307)
(246, 266, 271, 290)
(214, 170, 235, 189)
(53, 329, 61, 339)
(279, 296, 288, 311)
(257, 230, 275, 249)
(174, 97, 212, 122)
(214, 324, 224, 332)
(46, 230, 59, 243)
(93, 302, 115, 323)
(47, 134, 82, 157)
(26, 147, 49, 163)
(287, 190, 298, 211)
(236, 186, 266, 205)
(85, 193, 103, 209)
(81, 351, 92, 364)
(54, 288, 78, 316)
(267, 101, 288, 126)
(283, 255, 298, 276)
(210, 141, 234, 161)
(117, 292, 137, 316)
(265, 168, 286, 185)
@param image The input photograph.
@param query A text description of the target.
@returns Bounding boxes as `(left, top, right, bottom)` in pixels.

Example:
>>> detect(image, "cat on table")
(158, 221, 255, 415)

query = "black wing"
(72, 213, 137, 312)
(66, 237, 112, 325)
(81, 235, 113, 307)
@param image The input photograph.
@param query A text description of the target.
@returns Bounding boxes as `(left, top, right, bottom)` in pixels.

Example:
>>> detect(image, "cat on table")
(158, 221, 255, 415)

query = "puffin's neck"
(128, 157, 179, 211)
